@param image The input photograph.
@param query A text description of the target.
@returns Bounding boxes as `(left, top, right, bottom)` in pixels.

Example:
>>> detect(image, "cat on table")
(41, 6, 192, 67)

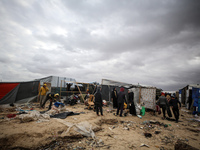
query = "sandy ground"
(0, 102, 199, 150)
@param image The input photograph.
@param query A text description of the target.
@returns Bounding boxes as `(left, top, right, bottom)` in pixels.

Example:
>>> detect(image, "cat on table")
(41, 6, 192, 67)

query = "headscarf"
(120, 87, 124, 92)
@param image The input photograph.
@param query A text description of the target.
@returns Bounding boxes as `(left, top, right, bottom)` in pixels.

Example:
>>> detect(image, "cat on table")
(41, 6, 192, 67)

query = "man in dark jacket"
(41, 93, 59, 110)
(116, 87, 126, 117)
(157, 92, 169, 119)
(169, 96, 181, 123)
(111, 88, 118, 109)
(94, 87, 103, 116)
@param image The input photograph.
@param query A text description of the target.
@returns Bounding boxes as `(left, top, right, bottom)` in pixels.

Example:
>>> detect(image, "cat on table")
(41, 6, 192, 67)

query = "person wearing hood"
(38, 83, 49, 109)
(41, 93, 59, 110)
(94, 87, 103, 116)
(128, 89, 136, 115)
(111, 87, 118, 109)
(116, 87, 126, 117)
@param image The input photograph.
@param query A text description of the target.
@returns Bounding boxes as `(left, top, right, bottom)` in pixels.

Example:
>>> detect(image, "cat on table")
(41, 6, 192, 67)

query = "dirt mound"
(97, 118, 118, 126)
(175, 139, 199, 150)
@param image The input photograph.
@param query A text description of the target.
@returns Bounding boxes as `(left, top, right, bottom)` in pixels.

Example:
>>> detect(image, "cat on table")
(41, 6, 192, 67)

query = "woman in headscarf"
(111, 87, 118, 109)
(128, 89, 136, 115)
(94, 87, 103, 116)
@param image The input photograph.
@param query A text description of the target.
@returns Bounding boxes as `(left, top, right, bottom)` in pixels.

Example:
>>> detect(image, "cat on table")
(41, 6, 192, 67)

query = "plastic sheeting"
(38, 76, 76, 87)
(0, 81, 39, 105)
(192, 88, 200, 110)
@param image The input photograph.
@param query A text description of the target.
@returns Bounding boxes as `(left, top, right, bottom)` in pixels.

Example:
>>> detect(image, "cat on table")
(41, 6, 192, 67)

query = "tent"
(101, 79, 134, 102)
(179, 84, 200, 110)
(130, 87, 156, 110)
(0, 81, 39, 105)
(0, 76, 76, 105)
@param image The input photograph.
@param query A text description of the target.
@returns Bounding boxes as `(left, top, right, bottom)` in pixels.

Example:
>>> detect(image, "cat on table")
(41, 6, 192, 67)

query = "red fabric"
(0, 83, 19, 100)
(161, 92, 165, 96)
(7, 114, 16, 118)
(120, 87, 124, 92)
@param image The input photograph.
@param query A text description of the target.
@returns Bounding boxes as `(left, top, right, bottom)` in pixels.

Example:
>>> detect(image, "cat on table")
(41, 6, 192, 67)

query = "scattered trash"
(144, 132, 152, 138)
(140, 143, 150, 148)
(6, 114, 16, 118)
(17, 111, 50, 123)
(137, 115, 142, 119)
(154, 131, 161, 134)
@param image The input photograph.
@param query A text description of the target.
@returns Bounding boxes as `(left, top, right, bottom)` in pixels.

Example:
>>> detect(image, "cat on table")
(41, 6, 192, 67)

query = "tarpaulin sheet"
(50, 111, 80, 119)
(141, 88, 156, 110)
(192, 87, 200, 108)
(0, 83, 19, 100)
(0, 84, 20, 104)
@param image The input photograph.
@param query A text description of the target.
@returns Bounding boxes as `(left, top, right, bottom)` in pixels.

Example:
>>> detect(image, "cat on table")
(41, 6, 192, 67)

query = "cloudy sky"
(0, 0, 200, 91)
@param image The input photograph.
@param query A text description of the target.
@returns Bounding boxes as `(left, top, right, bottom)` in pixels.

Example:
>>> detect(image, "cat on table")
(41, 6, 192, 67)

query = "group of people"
(38, 84, 60, 110)
(111, 87, 136, 117)
(38, 84, 182, 123)
(157, 92, 181, 123)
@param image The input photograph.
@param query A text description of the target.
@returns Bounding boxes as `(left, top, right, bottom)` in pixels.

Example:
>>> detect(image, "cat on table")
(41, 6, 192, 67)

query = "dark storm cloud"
(0, 0, 200, 91)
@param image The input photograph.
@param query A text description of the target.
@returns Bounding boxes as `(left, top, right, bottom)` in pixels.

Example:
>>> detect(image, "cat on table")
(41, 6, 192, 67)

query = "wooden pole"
(60, 80, 62, 101)
(139, 87, 141, 103)
(76, 83, 85, 102)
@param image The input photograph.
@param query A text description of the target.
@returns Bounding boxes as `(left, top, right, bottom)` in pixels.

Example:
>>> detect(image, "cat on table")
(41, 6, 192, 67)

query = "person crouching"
(41, 93, 59, 110)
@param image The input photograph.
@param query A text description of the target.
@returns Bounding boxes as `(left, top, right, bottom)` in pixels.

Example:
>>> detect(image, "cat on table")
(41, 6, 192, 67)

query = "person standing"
(94, 87, 103, 116)
(169, 96, 181, 123)
(128, 89, 136, 115)
(38, 83, 49, 109)
(41, 93, 59, 110)
(157, 92, 169, 119)
(111, 88, 118, 109)
(116, 87, 126, 117)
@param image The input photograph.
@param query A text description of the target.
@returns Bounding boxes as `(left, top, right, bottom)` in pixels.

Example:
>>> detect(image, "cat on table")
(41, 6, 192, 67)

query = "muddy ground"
(0, 103, 199, 150)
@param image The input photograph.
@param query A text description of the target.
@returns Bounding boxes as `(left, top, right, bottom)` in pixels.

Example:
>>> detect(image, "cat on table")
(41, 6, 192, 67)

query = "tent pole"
(60, 80, 62, 101)
(76, 83, 84, 102)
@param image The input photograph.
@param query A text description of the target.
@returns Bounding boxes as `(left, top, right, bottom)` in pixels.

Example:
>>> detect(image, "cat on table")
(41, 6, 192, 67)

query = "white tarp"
(37, 76, 76, 87)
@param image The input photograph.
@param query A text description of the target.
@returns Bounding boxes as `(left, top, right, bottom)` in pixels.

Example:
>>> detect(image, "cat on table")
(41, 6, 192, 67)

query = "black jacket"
(128, 92, 134, 103)
(117, 91, 125, 104)
(95, 90, 103, 106)
(169, 98, 181, 109)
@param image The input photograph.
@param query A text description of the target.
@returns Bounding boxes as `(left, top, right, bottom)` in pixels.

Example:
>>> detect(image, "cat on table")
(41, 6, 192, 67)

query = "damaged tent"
(0, 76, 76, 105)
(179, 84, 200, 111)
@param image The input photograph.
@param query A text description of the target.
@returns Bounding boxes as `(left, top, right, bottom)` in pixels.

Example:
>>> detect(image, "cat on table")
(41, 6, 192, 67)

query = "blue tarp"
(192, 87, 200, 113)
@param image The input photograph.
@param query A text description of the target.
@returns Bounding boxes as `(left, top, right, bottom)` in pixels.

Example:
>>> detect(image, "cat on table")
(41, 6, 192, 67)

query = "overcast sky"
(0, 0, 200, 91)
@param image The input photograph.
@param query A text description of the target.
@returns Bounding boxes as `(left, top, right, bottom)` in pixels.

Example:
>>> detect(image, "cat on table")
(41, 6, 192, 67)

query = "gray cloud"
(0, 0, 200, 91)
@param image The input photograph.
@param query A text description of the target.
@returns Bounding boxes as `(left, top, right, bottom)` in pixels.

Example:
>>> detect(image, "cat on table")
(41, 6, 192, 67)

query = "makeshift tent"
(192, 87, 200, 113)
(101, 79, 134, 101)
(179, 84, 200, 109)
(35, 76, 76, 88)
(35, 76, 76, 96)
(0, 81, 39, 105)
(130, 87, 156, 110)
